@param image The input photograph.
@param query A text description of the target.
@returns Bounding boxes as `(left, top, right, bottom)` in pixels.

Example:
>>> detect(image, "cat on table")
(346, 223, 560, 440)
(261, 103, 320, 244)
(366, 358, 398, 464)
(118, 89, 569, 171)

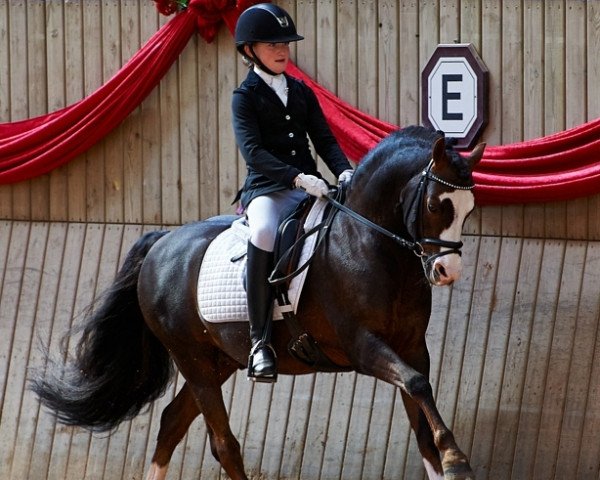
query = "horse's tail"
(30, 229, 173, 432)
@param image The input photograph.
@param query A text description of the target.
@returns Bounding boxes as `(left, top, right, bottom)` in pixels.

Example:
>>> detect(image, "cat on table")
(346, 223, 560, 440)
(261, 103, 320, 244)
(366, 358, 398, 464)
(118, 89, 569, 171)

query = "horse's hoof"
(443, 464, 475, 480)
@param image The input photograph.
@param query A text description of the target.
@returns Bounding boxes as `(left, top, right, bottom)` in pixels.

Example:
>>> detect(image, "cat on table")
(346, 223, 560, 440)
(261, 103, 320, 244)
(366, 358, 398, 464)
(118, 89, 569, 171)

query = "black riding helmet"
(235, 3, 303, 74)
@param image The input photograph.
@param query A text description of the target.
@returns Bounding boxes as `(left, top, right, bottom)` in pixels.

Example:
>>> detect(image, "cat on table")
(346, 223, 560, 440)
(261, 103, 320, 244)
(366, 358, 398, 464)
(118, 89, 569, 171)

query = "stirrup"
(247, 343, 277, 383)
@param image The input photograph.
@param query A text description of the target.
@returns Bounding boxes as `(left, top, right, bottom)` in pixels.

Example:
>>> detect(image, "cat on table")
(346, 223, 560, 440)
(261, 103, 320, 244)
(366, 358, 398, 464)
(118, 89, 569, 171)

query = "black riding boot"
(246, 242, 277, 382)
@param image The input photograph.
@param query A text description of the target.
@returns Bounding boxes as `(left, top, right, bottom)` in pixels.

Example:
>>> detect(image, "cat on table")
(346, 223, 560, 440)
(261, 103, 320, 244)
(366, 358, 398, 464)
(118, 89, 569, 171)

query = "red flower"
(153, 0, 186, 16)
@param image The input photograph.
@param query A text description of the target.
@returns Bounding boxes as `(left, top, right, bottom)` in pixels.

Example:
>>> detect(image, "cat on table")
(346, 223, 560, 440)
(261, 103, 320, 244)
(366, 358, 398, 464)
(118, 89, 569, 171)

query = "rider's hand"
(294, 174, 329, 198)
(337, 169, 354, 184)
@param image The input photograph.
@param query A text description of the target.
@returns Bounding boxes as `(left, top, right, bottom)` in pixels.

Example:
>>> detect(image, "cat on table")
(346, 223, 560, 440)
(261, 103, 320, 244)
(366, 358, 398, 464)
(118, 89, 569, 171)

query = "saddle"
(196, 189, 349, 372)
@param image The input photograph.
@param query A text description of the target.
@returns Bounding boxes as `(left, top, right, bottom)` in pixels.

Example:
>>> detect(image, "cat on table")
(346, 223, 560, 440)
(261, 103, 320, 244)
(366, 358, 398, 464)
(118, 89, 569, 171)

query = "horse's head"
(403, 136, 485, 286)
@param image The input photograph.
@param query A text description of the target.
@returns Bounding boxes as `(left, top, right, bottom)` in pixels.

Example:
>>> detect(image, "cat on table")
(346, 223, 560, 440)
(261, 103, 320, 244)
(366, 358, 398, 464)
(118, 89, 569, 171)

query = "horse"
(31, 125, 485, 480)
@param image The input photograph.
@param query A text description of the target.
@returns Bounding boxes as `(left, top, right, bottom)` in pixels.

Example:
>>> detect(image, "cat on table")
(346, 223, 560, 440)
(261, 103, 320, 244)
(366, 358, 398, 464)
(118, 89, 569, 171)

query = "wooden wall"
(1, 1, 600, 479)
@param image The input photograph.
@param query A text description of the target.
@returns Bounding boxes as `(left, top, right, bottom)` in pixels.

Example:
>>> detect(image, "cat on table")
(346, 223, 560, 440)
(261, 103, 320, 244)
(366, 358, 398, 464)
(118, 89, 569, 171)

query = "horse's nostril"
(436, 264, 447, 278)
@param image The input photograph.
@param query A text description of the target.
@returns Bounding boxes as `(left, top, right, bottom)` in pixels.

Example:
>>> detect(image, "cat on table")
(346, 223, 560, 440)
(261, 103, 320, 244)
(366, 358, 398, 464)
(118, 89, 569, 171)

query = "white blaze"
(431, 189, 474, 285)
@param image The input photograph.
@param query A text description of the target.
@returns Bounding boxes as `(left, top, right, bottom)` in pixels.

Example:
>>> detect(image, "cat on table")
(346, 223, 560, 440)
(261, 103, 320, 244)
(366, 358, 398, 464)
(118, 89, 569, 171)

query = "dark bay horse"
(32, 126, 485, 480)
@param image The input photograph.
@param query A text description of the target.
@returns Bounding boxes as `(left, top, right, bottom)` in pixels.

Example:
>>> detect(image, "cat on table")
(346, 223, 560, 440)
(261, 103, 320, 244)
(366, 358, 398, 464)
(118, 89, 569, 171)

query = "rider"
(232, 3, 353, 382)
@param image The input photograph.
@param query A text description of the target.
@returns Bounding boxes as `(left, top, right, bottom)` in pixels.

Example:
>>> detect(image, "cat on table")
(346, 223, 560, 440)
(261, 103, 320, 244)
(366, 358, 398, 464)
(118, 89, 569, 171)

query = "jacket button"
(288, 132, 294, 138)
(285, 115, 291, 120)
(291, 150, 296, 156)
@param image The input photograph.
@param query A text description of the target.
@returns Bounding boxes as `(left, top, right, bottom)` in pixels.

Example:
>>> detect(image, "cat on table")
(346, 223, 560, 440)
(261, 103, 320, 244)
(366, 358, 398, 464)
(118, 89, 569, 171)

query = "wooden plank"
(398, 0, 419, 126)
(565, 0, 589, 240)
(27, 1, 49, 221)
(198, 35, 219, 220)
(383, 388, 414, 479)
(260, 375, 296, 477)
(439, 0, 459, 43)
(121, 2, 143, 225)
(81, 224, 126, 480)
(522, 1, 545, 239)
(487, 238, 544, 479)
(588, 2, 600, 120)
(28, 223, 84, 479)
(319, 372, 356, 479)
(432, 235, 479, 428)
(356, 0, 377, 117)
(298, 372, 336, 478)
(532, 241, 586, 479)
(336, 0, 357, 107)
(102, 1, 125, 223)
(11, 0, 45, 221)
(61, 224, 106, 479)
(543, 1, 567, 240)
(160, 46, 182, 224)
(216, 26, 239, 216)
(315, 0, 336, 94)
(64, 1, 87, 222)
(510, 240, 565, 480)
(18, 223, 68, 479)
(83, 1, 106, 222)
(295, 0, 317, 79)
(361, 381, 396, 480)
(0, 2, 9, 225)
(452, 237, 503, 455)
(6, 1, 28, 221)
(0, 222, 29, 478)
(140, 7, 162, 224)
(575, 251, 600, 478)
(0, 0, 8, 122)
(544, 0, 566, 135)
(555, 241, 600, 479)
(479, 0, 502, 237)
(340, 375, 376, 479)
(500, 0, 524, 238)
(240, 382, 274, 475)
(45, 1, 68, 222)
(468, 237, 522, 477)
(278, 374, 317, 479)
(378, 0, 399, 125)
(179, 37, 200, 224)
(3, 223, 47, 477)
(9, 224, 67, 480)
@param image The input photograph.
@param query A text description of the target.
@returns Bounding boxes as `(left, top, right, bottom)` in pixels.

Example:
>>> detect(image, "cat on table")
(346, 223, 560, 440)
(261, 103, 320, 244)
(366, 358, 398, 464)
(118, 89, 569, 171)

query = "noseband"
(328, 159, 474, 271)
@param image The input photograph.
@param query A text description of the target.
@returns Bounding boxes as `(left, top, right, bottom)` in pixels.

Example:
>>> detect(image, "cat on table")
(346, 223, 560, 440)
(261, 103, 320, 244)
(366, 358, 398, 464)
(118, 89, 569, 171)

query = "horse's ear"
(468, 143, 486, 168)
(431, 137, 448, 167)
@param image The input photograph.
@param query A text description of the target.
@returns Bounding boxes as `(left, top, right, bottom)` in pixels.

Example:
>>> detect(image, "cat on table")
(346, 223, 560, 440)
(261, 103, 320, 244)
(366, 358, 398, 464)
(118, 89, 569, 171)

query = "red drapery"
(0, 0, 599, 206)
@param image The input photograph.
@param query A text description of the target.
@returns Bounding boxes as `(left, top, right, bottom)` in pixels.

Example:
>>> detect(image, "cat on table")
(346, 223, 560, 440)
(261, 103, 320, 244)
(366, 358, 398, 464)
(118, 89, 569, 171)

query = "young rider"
(232, 3, 353, 382)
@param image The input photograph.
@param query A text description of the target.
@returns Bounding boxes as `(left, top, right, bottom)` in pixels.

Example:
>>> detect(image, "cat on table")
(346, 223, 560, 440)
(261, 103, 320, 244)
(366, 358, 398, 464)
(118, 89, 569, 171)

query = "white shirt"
(254, 66, 288, 106)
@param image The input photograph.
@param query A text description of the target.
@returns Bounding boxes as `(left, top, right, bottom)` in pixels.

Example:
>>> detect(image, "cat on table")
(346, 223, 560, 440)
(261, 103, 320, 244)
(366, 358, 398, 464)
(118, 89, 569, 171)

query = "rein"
(329, 159, 474, 266)
(268, 159, 474, 285)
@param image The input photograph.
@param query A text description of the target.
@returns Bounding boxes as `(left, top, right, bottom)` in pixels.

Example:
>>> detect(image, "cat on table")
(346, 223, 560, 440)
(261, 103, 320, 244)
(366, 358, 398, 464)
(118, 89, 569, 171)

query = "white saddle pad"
(197, 198, 328, 323)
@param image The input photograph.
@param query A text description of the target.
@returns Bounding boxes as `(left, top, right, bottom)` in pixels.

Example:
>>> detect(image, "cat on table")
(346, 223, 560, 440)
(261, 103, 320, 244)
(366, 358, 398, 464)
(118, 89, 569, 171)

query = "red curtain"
(0, 0, 599, 206)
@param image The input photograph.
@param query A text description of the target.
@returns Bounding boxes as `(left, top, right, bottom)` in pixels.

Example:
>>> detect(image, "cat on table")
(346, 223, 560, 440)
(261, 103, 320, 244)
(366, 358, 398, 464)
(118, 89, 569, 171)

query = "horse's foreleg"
(399, 390, 444, 480)
(353, 332, 474, 480)
(147, 382, 200, 480)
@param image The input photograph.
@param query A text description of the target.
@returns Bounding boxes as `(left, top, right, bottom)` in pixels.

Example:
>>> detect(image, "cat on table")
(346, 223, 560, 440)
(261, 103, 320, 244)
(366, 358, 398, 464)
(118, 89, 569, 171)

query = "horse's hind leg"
(146, 382, 200, 480)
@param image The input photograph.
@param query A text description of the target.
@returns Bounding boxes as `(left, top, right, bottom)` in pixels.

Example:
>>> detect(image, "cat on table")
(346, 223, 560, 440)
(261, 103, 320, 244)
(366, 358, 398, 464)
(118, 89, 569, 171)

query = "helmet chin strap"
(248, 45, 279, 76)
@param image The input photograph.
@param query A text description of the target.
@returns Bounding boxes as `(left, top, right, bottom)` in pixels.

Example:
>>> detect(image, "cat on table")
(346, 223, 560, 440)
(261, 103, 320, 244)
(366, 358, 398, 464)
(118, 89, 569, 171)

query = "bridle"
(269, 159, 475, 286)
(327, 159, 475, 271)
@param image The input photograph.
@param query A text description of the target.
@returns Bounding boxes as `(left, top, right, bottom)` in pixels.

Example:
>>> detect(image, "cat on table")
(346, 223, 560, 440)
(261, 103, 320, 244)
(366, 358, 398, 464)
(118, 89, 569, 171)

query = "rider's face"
(247, 42, 290, 74)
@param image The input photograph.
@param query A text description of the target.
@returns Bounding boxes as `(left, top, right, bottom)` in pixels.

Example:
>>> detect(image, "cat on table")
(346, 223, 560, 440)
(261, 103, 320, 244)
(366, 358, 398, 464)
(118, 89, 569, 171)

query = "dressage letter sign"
(422, 44, 488, 149)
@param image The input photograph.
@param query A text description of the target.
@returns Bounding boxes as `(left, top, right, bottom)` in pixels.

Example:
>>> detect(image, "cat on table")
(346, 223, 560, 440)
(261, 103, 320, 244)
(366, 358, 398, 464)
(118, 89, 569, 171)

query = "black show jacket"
(232, 69, 351, 208)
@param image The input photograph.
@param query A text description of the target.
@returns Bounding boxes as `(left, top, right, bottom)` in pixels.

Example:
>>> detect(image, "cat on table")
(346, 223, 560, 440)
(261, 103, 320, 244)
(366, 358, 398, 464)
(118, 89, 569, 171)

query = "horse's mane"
(351, 125, 471, 192)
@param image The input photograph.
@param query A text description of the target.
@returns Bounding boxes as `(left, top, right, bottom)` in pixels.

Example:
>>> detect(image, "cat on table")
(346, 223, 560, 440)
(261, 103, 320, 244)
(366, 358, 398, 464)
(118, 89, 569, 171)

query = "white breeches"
(246, 189, 307, 252)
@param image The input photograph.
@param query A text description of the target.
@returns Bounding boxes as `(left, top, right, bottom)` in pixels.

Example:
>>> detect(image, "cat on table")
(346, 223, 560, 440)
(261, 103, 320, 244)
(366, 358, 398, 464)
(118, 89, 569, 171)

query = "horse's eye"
(427, 200, 438, 213)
